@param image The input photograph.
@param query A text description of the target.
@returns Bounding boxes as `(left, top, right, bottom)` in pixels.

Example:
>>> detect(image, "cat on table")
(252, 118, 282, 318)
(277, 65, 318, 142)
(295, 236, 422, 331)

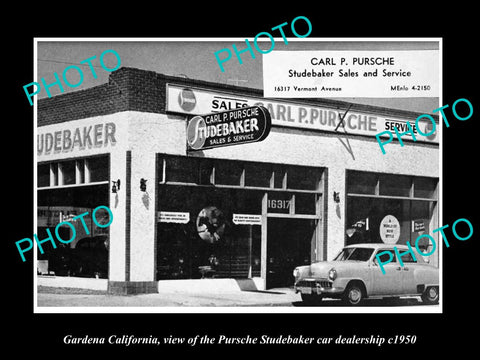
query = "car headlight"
(328, 268, 337, 281)
(293, 268, 299, 278)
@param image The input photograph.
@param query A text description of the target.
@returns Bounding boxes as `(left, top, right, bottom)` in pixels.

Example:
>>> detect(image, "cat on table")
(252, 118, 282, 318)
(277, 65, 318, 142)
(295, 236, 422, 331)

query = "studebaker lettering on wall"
(293, 243, 439, 306)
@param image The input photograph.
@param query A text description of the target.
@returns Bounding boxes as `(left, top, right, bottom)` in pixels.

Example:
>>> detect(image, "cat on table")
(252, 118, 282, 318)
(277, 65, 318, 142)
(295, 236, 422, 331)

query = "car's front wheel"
(301, 293, 322, 305)
(421, 286, 439, 305)
(343, 283, 364, 306)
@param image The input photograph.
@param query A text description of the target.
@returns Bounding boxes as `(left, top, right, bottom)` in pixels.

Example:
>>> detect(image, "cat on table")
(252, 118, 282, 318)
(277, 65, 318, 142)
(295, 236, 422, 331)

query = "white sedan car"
(293, 243, 439, 306)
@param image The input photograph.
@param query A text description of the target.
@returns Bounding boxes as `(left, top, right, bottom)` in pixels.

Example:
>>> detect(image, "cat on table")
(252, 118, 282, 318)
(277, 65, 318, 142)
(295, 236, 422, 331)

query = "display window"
(346, 171, 438, 253)
(156, 155, 323, 281)
(36, 155, 110, 278)
(156, 186, 262, 280)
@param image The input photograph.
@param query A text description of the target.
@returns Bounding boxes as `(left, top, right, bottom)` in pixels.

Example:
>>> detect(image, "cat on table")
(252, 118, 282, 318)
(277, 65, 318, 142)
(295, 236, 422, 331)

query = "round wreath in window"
(196, 206, 226, 244)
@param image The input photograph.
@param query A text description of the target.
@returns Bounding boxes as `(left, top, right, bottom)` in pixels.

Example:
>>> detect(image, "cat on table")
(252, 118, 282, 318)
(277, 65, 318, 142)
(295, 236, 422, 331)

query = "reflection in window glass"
(37, 163, 50, 187)
(400, 252, 417, 263)
(244, 162, 271, 188)
(215, 161, 243, 186)
(379, 174, 411, 197)
(334, 247, 374, 261)
(51, 163, 58, 186)
(166, 156, 198, 183)
(234, 189, 263, 214)
(347, 171, 377, 195)
(287, 166, 320, 191)
(414, 177, 437, 199)
(88, 156, 109, 182)
(60, 161, 75, 185)
(375, 250, 397, 263)
(199, 160, 213, 185)
(295, 193, 316, 215)
(273, 165, 286, 189)
(76, 159, 85, 184)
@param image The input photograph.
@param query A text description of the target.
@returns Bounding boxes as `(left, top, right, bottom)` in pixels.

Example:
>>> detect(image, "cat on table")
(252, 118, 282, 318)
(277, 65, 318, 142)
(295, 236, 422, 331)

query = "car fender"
(334, 277, 368, 295)
(413, 266, 439, 287)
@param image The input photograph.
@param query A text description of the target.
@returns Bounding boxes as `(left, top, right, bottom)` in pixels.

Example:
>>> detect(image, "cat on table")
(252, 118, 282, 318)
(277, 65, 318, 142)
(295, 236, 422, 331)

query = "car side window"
(400, 252, 417, 263)
(375, 249, 397, 264)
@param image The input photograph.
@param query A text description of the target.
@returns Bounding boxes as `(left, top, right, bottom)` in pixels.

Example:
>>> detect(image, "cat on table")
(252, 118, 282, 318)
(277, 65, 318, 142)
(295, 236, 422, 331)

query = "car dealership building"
(36, 67, 440, 293)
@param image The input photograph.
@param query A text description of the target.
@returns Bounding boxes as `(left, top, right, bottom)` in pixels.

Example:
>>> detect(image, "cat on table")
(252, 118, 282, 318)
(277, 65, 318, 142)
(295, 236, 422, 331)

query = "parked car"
(293, 243, 439, 306)
(70, 235, 109, 278)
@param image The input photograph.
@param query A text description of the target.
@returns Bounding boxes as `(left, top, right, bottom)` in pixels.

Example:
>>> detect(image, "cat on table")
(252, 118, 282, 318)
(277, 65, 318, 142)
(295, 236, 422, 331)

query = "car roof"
(343, 243, 409, 250)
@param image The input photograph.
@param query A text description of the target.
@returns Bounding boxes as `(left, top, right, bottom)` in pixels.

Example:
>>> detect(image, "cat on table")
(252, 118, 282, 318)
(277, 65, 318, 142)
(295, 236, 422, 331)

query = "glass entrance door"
(266, 218, 316, 289)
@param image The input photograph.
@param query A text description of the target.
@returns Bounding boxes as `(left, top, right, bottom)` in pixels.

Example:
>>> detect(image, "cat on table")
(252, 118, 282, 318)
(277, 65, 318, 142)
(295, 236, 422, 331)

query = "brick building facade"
(37, 67, 440, 294)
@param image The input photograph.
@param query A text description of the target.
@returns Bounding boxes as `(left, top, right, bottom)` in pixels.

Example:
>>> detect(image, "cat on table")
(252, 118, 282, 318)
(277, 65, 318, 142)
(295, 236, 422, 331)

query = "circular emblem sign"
(379, 215, 400, 244)
(196, 206, 226, 244)
(178, 88, 197, 112)
(186, 116, 207, 150)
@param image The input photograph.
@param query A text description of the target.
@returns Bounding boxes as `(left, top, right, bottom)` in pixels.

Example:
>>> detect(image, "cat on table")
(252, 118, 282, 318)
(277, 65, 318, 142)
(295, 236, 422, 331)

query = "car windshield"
(334, 247, 374, 262)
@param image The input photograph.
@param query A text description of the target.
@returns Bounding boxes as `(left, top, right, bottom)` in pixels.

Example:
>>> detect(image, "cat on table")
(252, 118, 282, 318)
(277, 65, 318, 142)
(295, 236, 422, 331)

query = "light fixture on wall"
(112, 179, 121, 193)
(333, 191, 340, 203)
(140, 178, 147, 192)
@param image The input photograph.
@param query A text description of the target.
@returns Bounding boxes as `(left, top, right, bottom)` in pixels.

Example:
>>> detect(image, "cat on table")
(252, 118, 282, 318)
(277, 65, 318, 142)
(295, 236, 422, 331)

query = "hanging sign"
(232, 214, 262, 225)
(157, 211, 190, 224)
(379, 215, 400, 244)
(186, 106, 271, 151)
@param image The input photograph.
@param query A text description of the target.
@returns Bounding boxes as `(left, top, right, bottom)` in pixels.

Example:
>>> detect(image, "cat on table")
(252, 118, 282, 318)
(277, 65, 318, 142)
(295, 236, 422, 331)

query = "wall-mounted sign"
(186, 106, 271, 151)
(167, 84, 439, 143)
(232, 214, 262, 225)
(379, 215, 400, 244)
(412, 219, 426, 232)
(178, 88, 197, 112)
(196, 206, 226, 244)
(37, 122, 117, 156)
(157, 211, 190, 224)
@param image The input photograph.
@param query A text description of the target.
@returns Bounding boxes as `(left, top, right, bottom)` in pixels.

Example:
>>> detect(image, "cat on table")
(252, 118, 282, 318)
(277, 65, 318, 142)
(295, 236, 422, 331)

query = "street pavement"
(36, 286, 431, 309)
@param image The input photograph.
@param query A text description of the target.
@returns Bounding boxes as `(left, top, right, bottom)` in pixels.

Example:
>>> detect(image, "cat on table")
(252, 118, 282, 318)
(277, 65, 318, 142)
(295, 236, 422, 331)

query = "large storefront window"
(37, 184, 110, 278)
(156, 155, 323, 281)
(346, 171, 438, 252)
(156, 186, 262, 280)
(36, 155, 110, 278)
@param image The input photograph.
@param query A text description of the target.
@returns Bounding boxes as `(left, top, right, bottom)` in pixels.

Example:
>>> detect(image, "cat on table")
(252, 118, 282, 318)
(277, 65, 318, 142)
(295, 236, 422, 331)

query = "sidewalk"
(36, 286, 301, 308)
(35, 276, 430, 310)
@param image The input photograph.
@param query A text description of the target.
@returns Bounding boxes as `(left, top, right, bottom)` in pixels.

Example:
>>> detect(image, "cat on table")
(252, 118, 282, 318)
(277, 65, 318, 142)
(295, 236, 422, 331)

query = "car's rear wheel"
(301, 294, 322, 305)
(421, 286, 439, 305)
(343, 283, 364, 306)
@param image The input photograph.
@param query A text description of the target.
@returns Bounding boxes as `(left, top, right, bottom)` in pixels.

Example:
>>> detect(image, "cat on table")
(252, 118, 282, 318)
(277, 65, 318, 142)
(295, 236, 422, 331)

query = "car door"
(398, 252, 418, 294)
(371, 249, 404, 295)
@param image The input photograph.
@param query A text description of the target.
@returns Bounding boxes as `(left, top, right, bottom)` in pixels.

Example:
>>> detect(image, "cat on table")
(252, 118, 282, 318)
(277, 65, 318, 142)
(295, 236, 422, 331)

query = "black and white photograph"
(32, 39, 442, 312)
(6, 7, 478, 356)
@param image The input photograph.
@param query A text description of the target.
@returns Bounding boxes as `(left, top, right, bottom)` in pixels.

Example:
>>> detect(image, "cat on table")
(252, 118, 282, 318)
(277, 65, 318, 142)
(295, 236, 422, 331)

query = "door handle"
(396, 267, 402, 271)
(404, 267, 409, 271)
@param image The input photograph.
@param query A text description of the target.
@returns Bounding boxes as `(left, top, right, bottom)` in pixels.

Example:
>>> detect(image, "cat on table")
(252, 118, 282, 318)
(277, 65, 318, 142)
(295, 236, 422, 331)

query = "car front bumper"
(294, 278, 344, 296)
